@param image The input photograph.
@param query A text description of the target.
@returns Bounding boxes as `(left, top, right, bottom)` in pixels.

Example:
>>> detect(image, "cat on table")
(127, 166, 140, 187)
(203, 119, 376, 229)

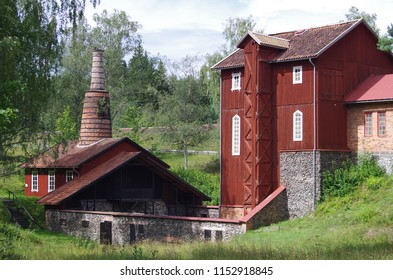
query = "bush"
(172, 168, 220, 205)
(322, 154, 385, 200)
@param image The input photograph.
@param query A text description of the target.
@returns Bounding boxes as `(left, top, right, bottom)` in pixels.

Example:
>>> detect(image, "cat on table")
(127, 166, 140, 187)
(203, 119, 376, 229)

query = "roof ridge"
(269, 19, 360, 36)
(251, 32, 290, 42)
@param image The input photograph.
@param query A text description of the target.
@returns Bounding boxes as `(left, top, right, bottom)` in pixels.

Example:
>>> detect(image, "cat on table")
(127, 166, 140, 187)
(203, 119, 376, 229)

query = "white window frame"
(232, 114, 241, 155)
(293, 110, 303, 141)
(293, 66, 302, 84)
(365, 112, 373, 137)
(231, 72, 241, 91)
(66, 170, 73, 182)
(378, 111, 386, 137)
(48, 170, 55, 192)
(31, 170, 38, 192)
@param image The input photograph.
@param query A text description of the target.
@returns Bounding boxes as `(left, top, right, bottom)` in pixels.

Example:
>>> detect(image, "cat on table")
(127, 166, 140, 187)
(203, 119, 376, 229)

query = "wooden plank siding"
(218, 21, 393, 218)
(317, 23, 393, 150)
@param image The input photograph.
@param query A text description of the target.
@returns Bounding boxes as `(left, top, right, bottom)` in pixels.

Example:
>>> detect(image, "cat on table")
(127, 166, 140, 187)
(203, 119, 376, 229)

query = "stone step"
(1, 199, 31, 229)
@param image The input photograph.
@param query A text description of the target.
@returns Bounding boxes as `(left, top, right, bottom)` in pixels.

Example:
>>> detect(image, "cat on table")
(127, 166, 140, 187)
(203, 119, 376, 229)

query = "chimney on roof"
(79, 49, 112, 146)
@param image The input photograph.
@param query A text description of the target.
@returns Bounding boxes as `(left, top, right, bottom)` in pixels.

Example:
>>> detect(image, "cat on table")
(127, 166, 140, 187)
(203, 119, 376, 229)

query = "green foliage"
(222, 15, 263, 54)
(322, 154, 385, 200)
(55, 106, 78, 142)
(345, 6, 379, 34)
(378, 24, 393, 53)
(173, 168, 220, 205)
(0, 0, 96, 166)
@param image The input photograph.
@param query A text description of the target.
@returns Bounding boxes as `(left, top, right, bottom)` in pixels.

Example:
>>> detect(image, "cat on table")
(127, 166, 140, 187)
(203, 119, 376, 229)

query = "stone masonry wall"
(46, 210, 245, 245)
(280, 151, 351, 218)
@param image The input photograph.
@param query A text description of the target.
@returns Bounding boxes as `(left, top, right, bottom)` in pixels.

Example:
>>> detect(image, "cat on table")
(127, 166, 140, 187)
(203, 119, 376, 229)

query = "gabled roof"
(24, 137, 169, 169)
(238, 32, 290, 50)
(345, 74, 393, 103)
(37, 151, 211, 205)
(270, 19, 362, 62)
(212, 19, 365, 70)
(37, 151, 141, 205)
(211, 49, 244, 70)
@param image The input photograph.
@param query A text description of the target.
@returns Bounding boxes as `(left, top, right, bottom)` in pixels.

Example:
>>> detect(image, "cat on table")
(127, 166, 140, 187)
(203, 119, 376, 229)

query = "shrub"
(172, 168, 220, 205)
(322, 154, 385, 200)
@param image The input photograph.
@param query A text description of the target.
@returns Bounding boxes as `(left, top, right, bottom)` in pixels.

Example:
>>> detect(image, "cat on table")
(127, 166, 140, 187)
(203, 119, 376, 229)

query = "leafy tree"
(345, 6, 379, 35)
(0, 0, 98, 167)
(201, 51, 224, 120)
(344, 6, 393, 53)
(378, 24, 393, 53)
(50, 10, 142, 132)
(222, 15, 263, 54)
(55, 106, 78, 142)
(157, 56, 214, 169)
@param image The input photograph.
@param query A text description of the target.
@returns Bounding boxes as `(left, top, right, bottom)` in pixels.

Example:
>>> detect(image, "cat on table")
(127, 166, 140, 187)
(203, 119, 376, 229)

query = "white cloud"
(85, 0, 393, 60)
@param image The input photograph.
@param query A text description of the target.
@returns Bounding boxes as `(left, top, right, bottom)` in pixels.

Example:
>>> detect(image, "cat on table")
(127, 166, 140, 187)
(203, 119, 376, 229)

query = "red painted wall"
(24, 169, 74, 197)
(219, 22, 393, 216)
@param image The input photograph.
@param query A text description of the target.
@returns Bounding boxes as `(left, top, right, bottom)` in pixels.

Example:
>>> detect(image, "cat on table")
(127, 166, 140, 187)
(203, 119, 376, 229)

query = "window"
(293, 110, 303, 141)
(365, 112, 373, 137)
(231, 72, 241, 91)
(232, 115, 241, 155)
(48, 170, 55, 192)
(378, 112, 386, 137)
(32, 170, 38, 192)
(293, 66, 302, 84)
(66, 170, 73, 182)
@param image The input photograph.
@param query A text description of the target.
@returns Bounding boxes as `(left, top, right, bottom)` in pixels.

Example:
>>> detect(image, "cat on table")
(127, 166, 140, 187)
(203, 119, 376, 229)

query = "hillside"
(1, 159, 393, 259)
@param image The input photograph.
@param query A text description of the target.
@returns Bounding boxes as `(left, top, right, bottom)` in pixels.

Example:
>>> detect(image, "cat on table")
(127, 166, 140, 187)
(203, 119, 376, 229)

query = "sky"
(84, 0, 393, 61)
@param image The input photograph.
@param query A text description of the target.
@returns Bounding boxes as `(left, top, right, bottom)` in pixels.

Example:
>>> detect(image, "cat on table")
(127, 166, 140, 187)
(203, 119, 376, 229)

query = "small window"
(365, 112, 373, 137)
(66, 170, 73, 182)
(293, 66, 302, 84)
(204, 229, 212, 241)
(81, 220, 90, 228)
(293, 110, 303, 141)
(378, 112, 386, 137)
(48, 170, 55, 192)
(232, 115, 241, 155)
(32, 170, 38, 192)
(231, 72, 241, 91)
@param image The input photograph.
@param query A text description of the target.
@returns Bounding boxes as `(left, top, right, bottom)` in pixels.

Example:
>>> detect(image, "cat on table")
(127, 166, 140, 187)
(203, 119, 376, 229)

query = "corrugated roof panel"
(345, 74, 393, 103)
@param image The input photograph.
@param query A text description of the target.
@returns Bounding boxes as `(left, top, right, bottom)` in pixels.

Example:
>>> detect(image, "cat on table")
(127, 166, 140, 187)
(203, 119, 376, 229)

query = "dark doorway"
(100, 221, 112, 245)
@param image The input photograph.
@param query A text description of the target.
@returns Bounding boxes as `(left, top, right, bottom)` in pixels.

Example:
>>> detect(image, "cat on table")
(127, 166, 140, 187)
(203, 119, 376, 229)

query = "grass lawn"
(1, 171, 393, 259)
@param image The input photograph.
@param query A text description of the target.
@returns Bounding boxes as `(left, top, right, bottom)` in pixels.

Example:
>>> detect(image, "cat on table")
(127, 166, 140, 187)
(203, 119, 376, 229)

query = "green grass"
(2, 173, 393, 259)
(2, 152, 393, 260)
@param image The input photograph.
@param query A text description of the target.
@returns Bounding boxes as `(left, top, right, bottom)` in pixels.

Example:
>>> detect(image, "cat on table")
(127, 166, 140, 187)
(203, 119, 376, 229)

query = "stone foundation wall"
(46, 210, 245, 245)
(167, 205, 219, 218)
(242, 186, 289, 229)
(358, 152, 393, 174)
(220, 206, 247, 220)
(280, 151, 352, 218)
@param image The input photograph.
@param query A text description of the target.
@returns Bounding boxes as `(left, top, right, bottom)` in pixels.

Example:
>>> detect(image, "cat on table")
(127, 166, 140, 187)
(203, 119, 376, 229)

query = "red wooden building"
(213, 19, 393, 219)
(24, 50, 210, 214)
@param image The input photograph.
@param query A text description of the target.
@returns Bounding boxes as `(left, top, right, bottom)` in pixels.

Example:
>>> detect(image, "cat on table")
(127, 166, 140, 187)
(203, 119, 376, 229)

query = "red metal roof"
(212, 19, 363, 70)
(345, 74, 393, 103)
